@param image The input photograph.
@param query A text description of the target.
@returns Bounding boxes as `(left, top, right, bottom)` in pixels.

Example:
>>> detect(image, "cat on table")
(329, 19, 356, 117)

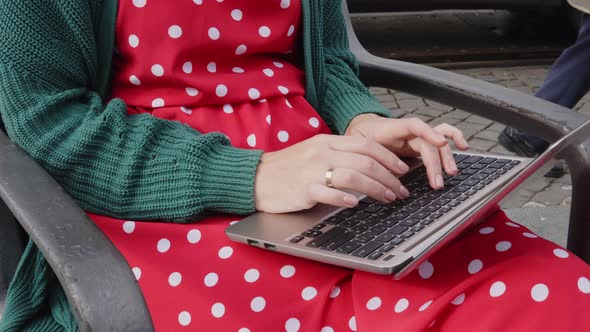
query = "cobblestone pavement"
(369, 65, 587, 210)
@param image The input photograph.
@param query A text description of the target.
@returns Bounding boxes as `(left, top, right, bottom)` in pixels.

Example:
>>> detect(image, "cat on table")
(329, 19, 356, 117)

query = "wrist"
(346, 113, 382, 135)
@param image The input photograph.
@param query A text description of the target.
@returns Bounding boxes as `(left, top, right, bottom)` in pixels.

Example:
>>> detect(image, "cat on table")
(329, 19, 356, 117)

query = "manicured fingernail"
(343, 196, 358, 207)
(385, 190, 396, 202)
(436, 174, 444, 188)
(400, 185, 410, 198)
(449, 160, 458, 173)
(398, 160, 409, 173)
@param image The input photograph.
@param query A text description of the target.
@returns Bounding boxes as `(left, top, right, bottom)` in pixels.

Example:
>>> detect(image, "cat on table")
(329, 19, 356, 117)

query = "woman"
(0, 0, 589, 331)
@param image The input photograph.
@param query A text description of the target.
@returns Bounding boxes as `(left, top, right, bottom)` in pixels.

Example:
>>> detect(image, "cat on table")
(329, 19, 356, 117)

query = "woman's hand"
(254, 134, 411, 213)
(346, 114, 470, 190)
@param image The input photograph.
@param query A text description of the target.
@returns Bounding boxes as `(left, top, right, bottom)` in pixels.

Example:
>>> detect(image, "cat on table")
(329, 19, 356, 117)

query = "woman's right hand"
(253, 134, 412, 213)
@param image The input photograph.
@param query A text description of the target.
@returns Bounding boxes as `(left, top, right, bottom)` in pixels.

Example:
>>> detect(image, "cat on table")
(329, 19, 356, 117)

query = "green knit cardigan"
(0, 0, 391, 330)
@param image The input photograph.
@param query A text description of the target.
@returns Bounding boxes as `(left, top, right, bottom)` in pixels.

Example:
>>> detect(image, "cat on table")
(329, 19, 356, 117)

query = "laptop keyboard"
(290, 154, 520, 261)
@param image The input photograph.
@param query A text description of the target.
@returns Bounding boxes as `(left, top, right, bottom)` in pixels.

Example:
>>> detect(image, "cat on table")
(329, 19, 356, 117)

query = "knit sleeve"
(317, 0, 392, 135)
(0, 0, 262, 222)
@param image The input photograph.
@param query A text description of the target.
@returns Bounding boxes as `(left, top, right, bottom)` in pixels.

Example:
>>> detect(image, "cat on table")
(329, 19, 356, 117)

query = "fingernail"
(436, 174, 444, 188)
(449, 160, 458, 173)
(439, 135, 447, 144)
(400, 185, 410, 198)
(398, 160, 409, 173)
(462, 138, 470, 148)
(343, 196, 358, 207)
(385, 190, 396, 202)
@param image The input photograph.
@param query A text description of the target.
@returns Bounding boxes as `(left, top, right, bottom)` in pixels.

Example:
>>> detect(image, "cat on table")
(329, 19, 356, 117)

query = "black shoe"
(498, 127, 566, 178)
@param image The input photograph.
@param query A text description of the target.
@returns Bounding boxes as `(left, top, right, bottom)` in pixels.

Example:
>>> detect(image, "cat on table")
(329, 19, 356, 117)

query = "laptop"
(226, 119, 590, 279)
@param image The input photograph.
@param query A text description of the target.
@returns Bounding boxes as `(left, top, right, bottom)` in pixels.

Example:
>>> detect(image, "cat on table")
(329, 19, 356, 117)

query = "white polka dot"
(133, 0, 146, 8)
(250, 296, 266, 312)
(308, 117, 319, 128)
(505, 221, 520, 228)
(496, 241, 512, 252)
(244, 269, 260, 283)
(277, 130, 289, 143)
(419, 300, 433, 311)
(553, 248, 569, 258)
(187, 229, 201, 243)
(168, 25, 182, 38)
(207, 62, 217, 73)
(238, 329, 250, 332)
(151, 64, 164, 77)
(208, 27, 220, 40)
(263, 68, 274, 77)
(468, 259, 483, 274)
(329, 286, 340, 298)
(216, 84, 228, 97)
(128, 35, 139, 48)
(123, 221, 135, 234)
(129, 75, 141, 85)
(247, 134, 256, 147)
(418, 260, 434, 279)
(211, 303, 225, 318)
(285, 99, 293, 108)
(280, 0, 291, 9)
(531, 284, 549, 302)
(168, 272, 182, 287)
(490, 281, 506, 297)
(578, 277, 590, 294)
(233, 67, 245, 73)
(429, 321, 436, 328)
(273, 62, 284, 68)
(231, 9, 243, 21)
(451, 293, 465, 305)
(366, 296, 382, 310)
(523, 232, 538, 238)
(218, 246, 233, 259)
(394, 298, 409, 313)
(185, 87, 199, 96)
(285, 318, 300, 332)
(151, 98, 165, 108)
(180, 106, 192, 115)
(182, 61, 193, 74)
(235, 44, 247, 55)
(229, 220, 240, 225)
(178, 311, 191, 326)
(479, 227, 494, 234)
(258, 26, 271, 38)
(287, 25, 295, 37)
(204, 272, 219, 287)
(348, 316, 357, 331)
(248, 88, 261, 100)
(266, 114, 271, 124)
(132, 267, 141, 280)
(157, 238, 170, 253)
(302, 286, 318, 300)
(193, 0, 202, 4)
(320, 327, 334, 332)
(223, 104, 234, 114)
(259, 99, 267, 103)
(278, 86, 289, 95)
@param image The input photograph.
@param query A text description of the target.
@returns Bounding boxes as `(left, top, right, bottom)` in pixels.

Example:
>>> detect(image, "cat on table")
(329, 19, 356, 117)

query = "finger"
(329, 136, 410, 174)
(438, 143, 458, 175)
(330, 168, 398, 203)
(434, 123, 470, 151)
(330, 151, 410, 199)
(306, 183, 359, 208)
(410, 138, 445, 190)
(389, 118, 448, 149)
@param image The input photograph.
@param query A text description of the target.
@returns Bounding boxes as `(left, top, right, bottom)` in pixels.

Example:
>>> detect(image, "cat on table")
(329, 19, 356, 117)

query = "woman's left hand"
(346, 114, 470, 190)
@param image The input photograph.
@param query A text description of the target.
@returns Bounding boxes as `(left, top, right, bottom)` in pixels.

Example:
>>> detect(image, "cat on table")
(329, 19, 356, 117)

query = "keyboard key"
(464, 156, 483, 164)
(401, 231, 415, 239)
(471, 173, 489, 180)
(447, 180, 462, 187)
(510, 160, 521, 165)
(389, 225, 409, 235)
(464, 179, 479, 186)
(379, 243, 397, 252)
(461, 169, 478, 175)
(479, 157, 497, 164)
(365, 205, 383, 213)
(391, 237, 405, 246)
(481, 168, 496, 174)
(338, 209, 356, 217)
(443, 191, 461, 199)
(355, 234, 374, 243)
(470, 163, 485, 170)
(401, 218, 420, 227)
(488, 162, 505, 169)
(320, 232, 355, 251)
(302, 230, 323, 238)
(423, 204, 440, 213)
(351, 241, 383, 257)
(324, 215, 345, 225)
(335, 241, 363, 254)
(412, 211, 430, 220)
(413, 225, 425, 232)
(367, 251, 384, 260)
(497, 159, 510, 164)
(306, 227, 345, 248)
(290, 236, 304, 243)
(375, 232, 397, 242)
(457, 162, 471, 169)
(361, 196, 377, 204)
(454, 154, 469, 163)
(312, 223, 326, 230)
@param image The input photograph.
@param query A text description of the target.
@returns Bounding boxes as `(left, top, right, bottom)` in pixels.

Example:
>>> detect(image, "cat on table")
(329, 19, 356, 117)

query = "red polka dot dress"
(89, 1, 590, 331)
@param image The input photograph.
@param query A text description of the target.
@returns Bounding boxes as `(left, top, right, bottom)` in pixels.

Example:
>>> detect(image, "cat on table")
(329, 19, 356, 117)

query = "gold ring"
(325, 168, 335, 188)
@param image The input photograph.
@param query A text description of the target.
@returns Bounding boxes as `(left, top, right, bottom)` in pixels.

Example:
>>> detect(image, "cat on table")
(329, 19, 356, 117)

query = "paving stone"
(369, 87, 389, 95)
(488, 122, 506, 132)
(520, 175, 553, 192)
(467, 138, 496, 152)
(446, 110, 471, 120)
(554, 175, 572, 186)
(380, 101, 400, 110)
(375, 93, 396, 103)
(394, 92, 420, 100)
(400, 113, 431, 122)
(428, 116, 461, 127)
(475, 128, 501, 141)
(500, 189, 535, 209)
(530, 183, 573, 207)
(465, 115, 494, 126)
(414, 106, 445, 118)
(390, 108, 409, 118)
(397, 98, 427, 111)
(424, 100, 454, 112)
(489, 144, 516, 156)
(454, 121, 485, 139)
